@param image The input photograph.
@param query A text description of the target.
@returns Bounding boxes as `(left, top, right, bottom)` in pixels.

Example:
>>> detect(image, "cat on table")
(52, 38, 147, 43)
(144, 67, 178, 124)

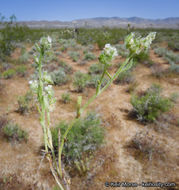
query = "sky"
(0, 0, 179, 21)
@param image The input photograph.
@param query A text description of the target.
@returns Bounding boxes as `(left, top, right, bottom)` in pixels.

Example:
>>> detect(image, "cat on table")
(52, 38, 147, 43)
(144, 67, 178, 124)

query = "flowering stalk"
(29, 36, 65, 190)
(58, 32, 156, 177)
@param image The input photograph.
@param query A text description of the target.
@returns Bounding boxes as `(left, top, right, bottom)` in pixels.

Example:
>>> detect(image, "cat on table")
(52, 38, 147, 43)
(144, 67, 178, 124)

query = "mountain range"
(18, 17, 179, 29)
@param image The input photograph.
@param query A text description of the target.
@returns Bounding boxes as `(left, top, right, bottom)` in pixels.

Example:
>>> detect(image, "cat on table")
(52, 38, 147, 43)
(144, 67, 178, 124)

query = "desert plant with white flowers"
(30, 32, 156, 190)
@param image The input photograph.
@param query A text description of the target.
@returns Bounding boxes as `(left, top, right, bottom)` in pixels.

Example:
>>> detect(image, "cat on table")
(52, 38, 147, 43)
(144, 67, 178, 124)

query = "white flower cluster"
(35, 36, 52, 53)
(29, 80, 56, 112)
(40, 36, 52, 49)
(103, 44, 118, 59)
(44, 84, 56, 112)
(29, 80, 38, 93)
(125, 32, 156, 55)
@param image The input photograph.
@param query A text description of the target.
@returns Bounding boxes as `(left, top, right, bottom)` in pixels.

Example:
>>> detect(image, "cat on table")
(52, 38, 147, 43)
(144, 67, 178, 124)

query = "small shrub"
(50, 68, 68, 85)
(17, 91, 33, 114)
(51, 112, 104, 173)
(2, 69, 16, 79)
(68, 51, 80, 62)
(83, 51, 96, 61)
(164, 51, 179, 63)
(114, 70, 134, 84)
(151, 64, 165, 78)
(154, 47, 167, 57)
(58, 61, 72, 74)
(3, 122, 28, 142)
(19, 52, 29, 63)
(170, 92, 179, 103)
(88, 63, 104, 75)
(128, 131, 165, 161)
(73, 71, 89, 92)
(168, 41, 179, 51)
(61, 92, 71, 104)
(16, 65, 27, 77)
(131, 84, 172, 122)
(169, 62, 179, 74)
(87, 74, 108, 88)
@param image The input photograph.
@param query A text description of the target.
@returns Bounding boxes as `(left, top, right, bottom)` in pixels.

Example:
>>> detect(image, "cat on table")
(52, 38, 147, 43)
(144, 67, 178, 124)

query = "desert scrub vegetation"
(114, 69, 134, 84)
(50, 68, 68, 85)
(17, 91, 33, 115)
(168, 41, 179, 51)
(2, 122, 28, 142)
(130, 84, 172, 122)
(83, 51, 96, 61)
(87, 74, 108, 89)
(73, 71, 89, 92)
(51, 112, 104, 175)
(2, 68, 16, 79)
(127, 131, 165, 161)
(58, 61, 72, 74)
(68, 51, 80, 62)
(61, 92, 71, 104)
(88, 63, 104, 75)
(16, 65, 27, 77)
(29, 32, 156, 189)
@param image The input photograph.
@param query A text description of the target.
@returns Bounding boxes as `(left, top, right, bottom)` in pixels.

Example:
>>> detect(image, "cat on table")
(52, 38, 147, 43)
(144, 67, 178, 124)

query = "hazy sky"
(0, 0, 179, 21)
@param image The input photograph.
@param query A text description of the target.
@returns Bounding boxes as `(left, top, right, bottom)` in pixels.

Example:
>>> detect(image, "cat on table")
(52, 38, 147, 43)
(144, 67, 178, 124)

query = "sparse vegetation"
(2, 69, 16, 79)
(73, 71, 89, 92)
(3, 122, 28, 142)
(131, 84, 172, 122)
(61, 92, 71, 104)
(17, 91, 33, 114)
(50, 68, 68, 85)
(51, 112, 104, 174)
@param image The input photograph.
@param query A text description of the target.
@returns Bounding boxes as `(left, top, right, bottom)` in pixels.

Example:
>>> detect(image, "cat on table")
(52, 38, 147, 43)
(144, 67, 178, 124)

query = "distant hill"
(18, 17, 179, 29)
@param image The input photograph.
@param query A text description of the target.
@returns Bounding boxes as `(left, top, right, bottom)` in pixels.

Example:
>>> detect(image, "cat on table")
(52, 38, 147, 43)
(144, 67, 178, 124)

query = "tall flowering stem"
(29, 36, 65, 190)
(58, 32, 156, 178)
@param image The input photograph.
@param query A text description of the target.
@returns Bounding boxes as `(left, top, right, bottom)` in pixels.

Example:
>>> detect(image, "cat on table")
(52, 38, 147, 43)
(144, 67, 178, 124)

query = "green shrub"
(169, 62, 179, 73)
(87, 74, 108, 88)
(73, 71, 89, 92)
(16, 65, 27, 77)
(3, 122, 28, 142)
(19, 52, 29, 63)
(61, 92, 71, 104)
(154, 47, 167, 57)
(58, 61, 72, 74)
(51, 112, 104, 173)
(168, 41, 179, 51)
(17, 91, 33, 114)
(164, 51, 179, 63)
(2, 69, 16, 79)
(131, 84, 172, 122)
(50, 68, 68, 85)
(88, 63, 104, 75)
(83, 51, 96, 61)
(68, 51, 80, 62)
(114, 70, 134, 84)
